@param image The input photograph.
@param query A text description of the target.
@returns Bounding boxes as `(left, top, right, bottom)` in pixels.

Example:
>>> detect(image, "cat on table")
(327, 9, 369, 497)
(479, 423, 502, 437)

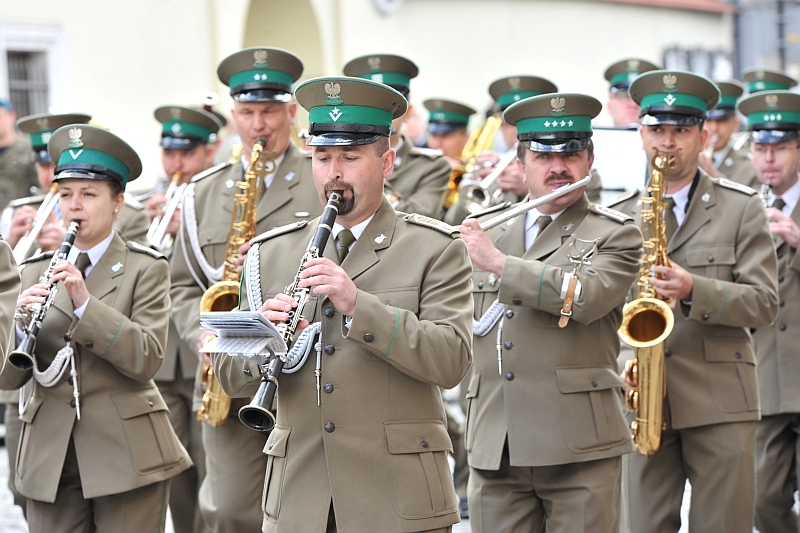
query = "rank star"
(560, 120, 566, 127)
(544, 121, 551, 127)
(568, 120, 574, 127)
(254, 73, 267, 81)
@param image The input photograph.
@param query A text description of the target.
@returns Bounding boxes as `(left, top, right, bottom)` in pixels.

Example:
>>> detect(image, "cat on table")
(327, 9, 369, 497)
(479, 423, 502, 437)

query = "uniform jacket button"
(512, 298, 522, 305)
(324, 307, 335, 317)
(505, 310, 514, 319)
(420, 439, 429, 448)
(70, 398, 76, 408)
(86, 340, 94, 348)
(779, 275, 785, 283)
(777, 252, 784, 259)
(325, 344, 335, 355)
(324, 422, 335, 433)
(324, 383, 334, 393)
(68, 376, 74, 385)
(148, 400, 154, 407)
(707, 255, 714, 263)
(780, 324, 787, 331)
(780, 299, 786, 307)
(364, 333, 374, 342)
(478, 282, 484, 289)
(664, 348, 673, 357)
(702, 314, 710, 321)
(591, 380, 598, 388)
(735, 352, 742, 359)
(505, 372, 514, 381)
(269, 443, 274, 450)
(504, 341, 513, 350)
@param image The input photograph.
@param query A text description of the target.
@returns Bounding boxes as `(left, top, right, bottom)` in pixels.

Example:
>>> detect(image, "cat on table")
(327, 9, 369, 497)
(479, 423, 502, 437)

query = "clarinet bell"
(9, 337, 35, 370)
(238, 380, 277, 432)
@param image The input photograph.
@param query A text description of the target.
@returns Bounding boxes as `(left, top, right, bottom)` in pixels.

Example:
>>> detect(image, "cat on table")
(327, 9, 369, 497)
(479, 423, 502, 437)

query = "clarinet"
(10, 221, 81, 370)
(238, 192, 342, 432)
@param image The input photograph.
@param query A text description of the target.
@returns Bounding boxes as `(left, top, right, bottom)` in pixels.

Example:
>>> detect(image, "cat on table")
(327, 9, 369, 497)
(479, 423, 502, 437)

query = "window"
(7, 51, 49, 117)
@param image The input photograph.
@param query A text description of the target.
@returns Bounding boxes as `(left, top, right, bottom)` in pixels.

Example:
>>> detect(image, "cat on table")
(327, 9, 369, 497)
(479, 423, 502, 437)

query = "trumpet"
(458, 147, 518, 216)
(146, 171, 184, 252)
(13, 183, 60, 264)
(238, 192, 342, 432)
(443, 114, 503, 209)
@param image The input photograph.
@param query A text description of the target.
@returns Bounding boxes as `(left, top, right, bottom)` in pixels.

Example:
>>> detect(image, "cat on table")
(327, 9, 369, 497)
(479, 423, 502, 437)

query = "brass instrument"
(618, 149, 677, 457)
(13, 183, 60, 264)
(146, 171, 183, 252)
(703, 133, 719, 162)
(238, 192, 342, 432)
(760, 182, 772, 209)
(478, 176, 591, 231)
(443, 114, 502, 209)
(197, 139, 275, 427)
(458, 147, 517, 216)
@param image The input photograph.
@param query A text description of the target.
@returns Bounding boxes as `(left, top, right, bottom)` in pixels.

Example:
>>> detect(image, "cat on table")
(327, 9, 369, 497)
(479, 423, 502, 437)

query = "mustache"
(324, 182, 354, 194)
(544, 173, 575, 186)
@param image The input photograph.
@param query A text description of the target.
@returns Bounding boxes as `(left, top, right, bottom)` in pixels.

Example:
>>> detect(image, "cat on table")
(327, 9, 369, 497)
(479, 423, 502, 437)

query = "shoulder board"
(404, 213, 460, 237)
(589, 204, 633, 224)
(190, 161, 233, 183)
(126, 241, 166, 260)
(464, 201, 513, 221)
(19, 250, 53, 267)
(408, 146, 444, 159)
(7, 194, 46, 208)
(715, 177, 756, 196)
(123, 193, 143, 210)
(732, 132, 750, 152)
(603, 188, 640, 208)
(251, 221, 309, 245)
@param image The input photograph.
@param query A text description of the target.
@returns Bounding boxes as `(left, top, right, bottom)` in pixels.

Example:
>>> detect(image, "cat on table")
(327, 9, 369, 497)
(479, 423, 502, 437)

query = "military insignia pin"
(36, 118, 50, 131)
(226, 179, 234, 189)
(111, 262, 123, 272)
(550, 97, 566, 117)
(663, 74, 678, 93)
(701, 192, 710, 202)
(765, 94, 780, 109)
(374, 234, 387, 244)
(368, 56, 381, 71)
(325, 82, 343, 105)
(756, 71, 765, 79)
(171, 123, 182, 133)
(170, 107, 182, 120)
(284, 171, 295, 181)
(253, 49, 268, 68)
(562, 222, 574, 231)
(68, 127, 84, 148)
(508, 77, 521, 90)
(627, 59, 640, 71)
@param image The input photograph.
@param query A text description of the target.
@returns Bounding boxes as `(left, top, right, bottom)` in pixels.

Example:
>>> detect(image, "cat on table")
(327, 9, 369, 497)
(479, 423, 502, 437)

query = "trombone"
(146, 171, 183, 252)
(457, 147, 518, 216)
(443, 114, 503, 209)
(13, 183, 60, 264)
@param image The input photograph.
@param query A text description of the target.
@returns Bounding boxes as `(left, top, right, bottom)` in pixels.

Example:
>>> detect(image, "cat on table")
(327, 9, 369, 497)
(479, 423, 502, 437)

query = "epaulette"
(190, 161, 232, 183)
(589, 204, 633, 224)
(409, 146, 444, 159)
(250, 221, 309, 245)
(404, 213, 460, 237)
(19, 250, 53, 267)
(715, 177, 756, 196)
(126, 241, 166, 260)
(123, 193, 143, 210)
(6, 194, 46, 209)
(732, 131, 750, 152)
(464, 201, 513, 221)
(604, 188, 640, 208)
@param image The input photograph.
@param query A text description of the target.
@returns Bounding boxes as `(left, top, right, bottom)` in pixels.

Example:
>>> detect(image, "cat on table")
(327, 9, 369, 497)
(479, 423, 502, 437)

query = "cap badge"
(664, 94, 677, 105)
(368, 56, 381, 71)
(627, 59, 640, 71)
(508, 77, 521, 91)
(170, 107, 182, 120)
(36, 118, 50, 131)
(68, 127, 84, 148)
(325, 82, 343, 105)
(171, 123, 182, 133)
(329, 107, 342, 122)
(756, 71, 765, 80)
(701, 192, 710, 203)
(253, 49, 268, 68)
(765, 94, 780, 110)
(111, 262, 123, 272)
(550, 97, 566, 117)
(663, 74, 678, 93)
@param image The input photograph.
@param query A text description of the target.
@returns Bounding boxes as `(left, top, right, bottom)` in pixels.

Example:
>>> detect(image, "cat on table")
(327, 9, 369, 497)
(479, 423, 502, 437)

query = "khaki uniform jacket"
(609, 170, 779, 429)
(753, 201, 800, 416)
(467, 195, 640, 470)
(716, 134, 757, 189)
(0, 137, 38, 209)
(214, 200, 474, 533)
(170, 142, 320, 407)
(0, 239, 20, 365)
(0, 233, 191, 502)
(385, 135, 450, 218)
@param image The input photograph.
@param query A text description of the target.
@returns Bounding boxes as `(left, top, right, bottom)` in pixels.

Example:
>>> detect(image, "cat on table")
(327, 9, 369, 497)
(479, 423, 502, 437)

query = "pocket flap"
(473, 271, 501, 294)
(264, 425, 291, 457)
(385, 421, 452, 454)
(111, 388, 168, 420)
(198, 223, 231, 248)
(686, 244, 736, 267)
(703, 337, 755, 363)
(556, 366, 625, 393)
(371, 288, 419, 313)
(465, 372, 480, 399)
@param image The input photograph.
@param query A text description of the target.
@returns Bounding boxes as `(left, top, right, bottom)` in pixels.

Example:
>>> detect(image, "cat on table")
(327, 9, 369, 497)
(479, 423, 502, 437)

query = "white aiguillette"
(199, 311, 288, 363)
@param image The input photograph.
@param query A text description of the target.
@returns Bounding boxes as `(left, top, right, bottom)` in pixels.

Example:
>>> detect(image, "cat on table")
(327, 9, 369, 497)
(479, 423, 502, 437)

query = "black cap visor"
(750, 128, 800, 144)
(706, 107, 737, 121)
(54, 165, 125, 186)
(519, 131, 592, 153)
(160, 134, 206, 150)
(428, 121, 468, 135)
(307, 132, 384, 146)
(640, 110, 703, 127)
(232, 84, 292, 103)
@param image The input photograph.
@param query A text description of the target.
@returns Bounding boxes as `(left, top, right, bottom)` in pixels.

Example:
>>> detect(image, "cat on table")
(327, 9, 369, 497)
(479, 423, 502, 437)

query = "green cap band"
(516, 115, 593, 135)
(717, 94, 739, 109)
(357, 72, 411, 89)
(309, 105, 393, 126)
(496, 91, 543, 108)
(609, 72, 639, 86)
(162, 120, 212, 140)
(640, 92, 709, 113)
(229, 69, 294, 90)
(29, 131, 53, 147)
(428, 109, 470, 124)
(748, 80, 792, 92)
(57, 147, 130, 183)
(747, 110, 800, 128)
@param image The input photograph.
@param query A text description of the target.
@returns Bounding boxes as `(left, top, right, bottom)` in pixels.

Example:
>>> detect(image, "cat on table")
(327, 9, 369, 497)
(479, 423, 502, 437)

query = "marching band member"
(0, 125, 190, 533)
(213, 76, 473, 533)
(603, 58, 660, 128)
(424, 99, 476, 170)
(460, 93, 641, 532)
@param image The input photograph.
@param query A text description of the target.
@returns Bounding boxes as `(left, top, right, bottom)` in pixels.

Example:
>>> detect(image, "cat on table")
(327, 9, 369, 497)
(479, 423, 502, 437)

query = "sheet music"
(199, 311, 288, 360)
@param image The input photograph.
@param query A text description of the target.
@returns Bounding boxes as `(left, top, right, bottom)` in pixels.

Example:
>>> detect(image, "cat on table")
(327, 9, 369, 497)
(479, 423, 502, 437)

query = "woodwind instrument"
(13, 183, 60, 264)
(197, 139, 274, 427)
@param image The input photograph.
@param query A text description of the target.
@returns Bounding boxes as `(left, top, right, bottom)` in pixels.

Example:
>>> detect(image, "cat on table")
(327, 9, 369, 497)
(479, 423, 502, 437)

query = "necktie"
(664, 197, 678, 242)
(337, 229, 355, 264)
(75, 252, 91, 278)
(772, 198, 786, 212)
(536, 215, 552, 234)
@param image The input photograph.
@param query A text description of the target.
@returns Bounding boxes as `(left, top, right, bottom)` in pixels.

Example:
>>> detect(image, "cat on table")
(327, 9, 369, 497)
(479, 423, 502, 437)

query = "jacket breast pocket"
(111, 388, 182, 474)
(262, 424, 291, 522)
(556, 366, 631, 453)
(473, 270, 500, 321)
(372, 287, 419, 313)
(198, 223, 231, 269)
(385, 420, 457, 519)
(686, 244, 736, 280)
(703, 337, 758, 413)
(464, 373, 480, 453)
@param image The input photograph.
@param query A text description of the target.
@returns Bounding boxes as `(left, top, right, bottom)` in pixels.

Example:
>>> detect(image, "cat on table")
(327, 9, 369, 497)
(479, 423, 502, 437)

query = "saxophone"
(617, 148, 677, 456)
(197, 138, 274, 427)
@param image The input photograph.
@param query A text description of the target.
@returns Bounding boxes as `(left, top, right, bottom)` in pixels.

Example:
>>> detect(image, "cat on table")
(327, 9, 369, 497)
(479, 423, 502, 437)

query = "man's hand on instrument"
(49, 261, 90, 309)
(458, 219, 507, 277)
(145, 194, 168, 222)
(17, 283, 50, 312)
(475, 151, 500, 179)
(236, 241, 251, 272)
(259, 292, 310, 332)
(36, 214, 66, 252)
(650, 260, 693, 308)
(767, 206, 800, 248)
(497, 161, 527, 197)
(299, 257, 358, 317)
(198, 330, 215, 365)
(8, 205, 38, 248)
(166, 206, 181, 238)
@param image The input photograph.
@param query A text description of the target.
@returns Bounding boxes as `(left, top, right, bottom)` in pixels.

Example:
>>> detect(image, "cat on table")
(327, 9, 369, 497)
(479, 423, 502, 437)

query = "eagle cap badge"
(765, 94, 780, 109)
(68, 127, 84, 148)
(508, 77, 521, 90)
(663, 74, 678, 93)
(169, 107, 182, 120)
(627, 59, 640, 71)
(367, 56, 381, 71)
(36, 118, 50, 131)
(325, 82, 343, 105)
(550, 96, 566, 117)
(253, 49, 268, 68)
